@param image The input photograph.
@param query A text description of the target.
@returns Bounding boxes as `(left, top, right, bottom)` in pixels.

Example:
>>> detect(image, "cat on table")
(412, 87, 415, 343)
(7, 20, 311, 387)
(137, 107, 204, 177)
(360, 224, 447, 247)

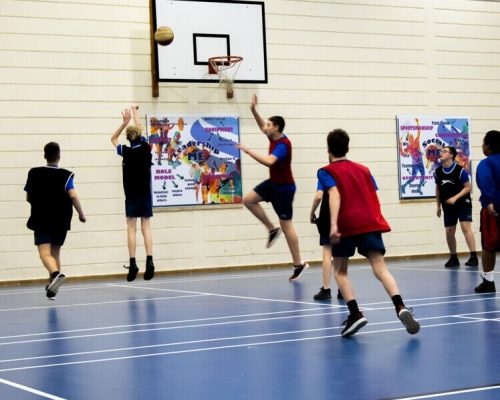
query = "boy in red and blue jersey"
(237, 95, 308, 281)
(319, 129, 419, 337)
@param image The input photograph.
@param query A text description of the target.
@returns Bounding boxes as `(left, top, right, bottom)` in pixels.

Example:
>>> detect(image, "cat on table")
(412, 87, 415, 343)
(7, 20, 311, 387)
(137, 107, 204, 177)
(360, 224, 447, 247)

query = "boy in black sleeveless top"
(25, 142, 86, 298)
(434, 146, 478, 268)
(111, 105, 155, 281)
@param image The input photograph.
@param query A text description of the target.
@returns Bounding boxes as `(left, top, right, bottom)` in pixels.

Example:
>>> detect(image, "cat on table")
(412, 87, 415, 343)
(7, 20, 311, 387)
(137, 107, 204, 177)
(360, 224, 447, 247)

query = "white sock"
(482, 272, 494, 282)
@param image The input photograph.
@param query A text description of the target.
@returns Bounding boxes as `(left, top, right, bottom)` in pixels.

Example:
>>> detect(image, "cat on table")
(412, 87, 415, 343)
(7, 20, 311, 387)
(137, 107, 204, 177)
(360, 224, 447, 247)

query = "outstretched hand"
(121, 109, 132, 125)
(250, 94, 258, 109)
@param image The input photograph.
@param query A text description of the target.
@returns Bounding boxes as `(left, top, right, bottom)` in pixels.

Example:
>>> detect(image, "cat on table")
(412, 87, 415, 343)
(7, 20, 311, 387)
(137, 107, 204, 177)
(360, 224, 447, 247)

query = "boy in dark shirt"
(25, 142, 86, 298)
(111, 105, 155, 281)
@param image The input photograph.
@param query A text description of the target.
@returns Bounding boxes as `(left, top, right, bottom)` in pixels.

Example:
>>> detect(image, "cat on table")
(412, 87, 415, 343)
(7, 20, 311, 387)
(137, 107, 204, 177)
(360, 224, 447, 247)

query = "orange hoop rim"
(208, 56, 243, 74)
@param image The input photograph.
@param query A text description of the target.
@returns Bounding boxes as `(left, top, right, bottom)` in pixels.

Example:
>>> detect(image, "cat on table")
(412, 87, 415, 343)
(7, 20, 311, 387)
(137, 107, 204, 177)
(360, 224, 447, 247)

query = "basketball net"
(208, 56, 243, 99)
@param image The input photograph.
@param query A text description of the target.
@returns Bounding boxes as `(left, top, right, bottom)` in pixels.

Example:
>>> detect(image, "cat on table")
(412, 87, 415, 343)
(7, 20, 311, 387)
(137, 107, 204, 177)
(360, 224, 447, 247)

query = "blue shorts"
(331, 232, 386, 258)
(125, 194, 153, 218)
(34, 230, 67, 246)
(443, 202, 473, 227)
(254, 179, 295, 220)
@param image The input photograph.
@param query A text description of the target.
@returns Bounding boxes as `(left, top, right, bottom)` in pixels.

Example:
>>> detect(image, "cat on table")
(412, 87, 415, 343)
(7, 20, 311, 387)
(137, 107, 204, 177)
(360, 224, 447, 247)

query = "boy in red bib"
(237, 95, 308, 281)
(319, 129, 419, 337)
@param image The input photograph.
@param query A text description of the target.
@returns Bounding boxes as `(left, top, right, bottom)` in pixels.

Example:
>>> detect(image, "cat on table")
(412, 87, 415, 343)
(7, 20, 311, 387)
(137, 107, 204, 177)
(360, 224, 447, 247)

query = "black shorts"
(34, 230, 67, 246)
(254, 179, 295, 220)
(332, 232, 386, 258)
(125, 194, 153, 218)
(443, 201, 473, 227)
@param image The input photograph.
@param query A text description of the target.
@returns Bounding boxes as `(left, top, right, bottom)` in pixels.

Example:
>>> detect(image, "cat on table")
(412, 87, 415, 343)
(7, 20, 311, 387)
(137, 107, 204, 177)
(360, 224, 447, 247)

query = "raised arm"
(111, 108, 132, 148)
(250, 94, 267, 134)
(131, 103, 143, 130)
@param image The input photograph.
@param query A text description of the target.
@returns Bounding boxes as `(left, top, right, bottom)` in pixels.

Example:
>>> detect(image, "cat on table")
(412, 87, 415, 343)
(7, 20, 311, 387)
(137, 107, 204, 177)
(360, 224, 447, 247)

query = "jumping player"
(237, 94, 308, 281)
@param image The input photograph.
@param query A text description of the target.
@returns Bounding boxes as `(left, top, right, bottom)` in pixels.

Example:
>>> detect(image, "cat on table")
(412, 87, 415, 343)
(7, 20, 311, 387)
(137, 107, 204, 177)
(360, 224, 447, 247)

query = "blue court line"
(0, 377, 65, 399)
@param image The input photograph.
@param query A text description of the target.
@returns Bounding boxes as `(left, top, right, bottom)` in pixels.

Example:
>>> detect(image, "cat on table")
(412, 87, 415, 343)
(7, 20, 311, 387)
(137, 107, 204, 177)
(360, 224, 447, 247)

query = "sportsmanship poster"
(146, 114, 242, 207)
(397, 116, 471, 200)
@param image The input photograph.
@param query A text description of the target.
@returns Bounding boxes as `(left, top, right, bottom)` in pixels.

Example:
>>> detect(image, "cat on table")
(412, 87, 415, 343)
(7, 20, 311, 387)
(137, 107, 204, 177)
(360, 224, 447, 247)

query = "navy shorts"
(331, 232, 386, 258)
(443, 202, 473, 227)
(254, 179, 295, 220)
(34, 230, 67, 246)
(125, 194, 153, 218)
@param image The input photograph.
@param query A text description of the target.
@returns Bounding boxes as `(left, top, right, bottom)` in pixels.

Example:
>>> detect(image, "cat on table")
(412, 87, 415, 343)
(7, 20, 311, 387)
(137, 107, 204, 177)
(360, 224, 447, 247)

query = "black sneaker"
(46, 273, 65, 299)
(313, 287, 331, 300)
(144, 261, 155, 281)
(341, 313, 368, 337)
(445, 257, 460, 268)
(398, 307, 420, 334)
(474, 278, 496, 293)
(124, 264, 139, 282)
(465, 256, 479, 267)
(266, 228, 281, 248)
(289, 262, 309, 281)
(337, 289, 344, 300)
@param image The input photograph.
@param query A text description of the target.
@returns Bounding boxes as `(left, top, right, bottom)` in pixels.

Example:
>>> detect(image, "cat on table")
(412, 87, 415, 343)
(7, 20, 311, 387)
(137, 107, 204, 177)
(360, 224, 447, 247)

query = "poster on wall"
(397, 116, 471, 200)
(146, 114, 242, 207)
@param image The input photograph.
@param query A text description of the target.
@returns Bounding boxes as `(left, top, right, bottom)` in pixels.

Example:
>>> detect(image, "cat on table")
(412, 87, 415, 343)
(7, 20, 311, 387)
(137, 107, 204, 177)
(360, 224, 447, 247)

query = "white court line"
(392, 383, 500, 399)
(0, 294, 205, 313)
(0, 377, 65, 399)
(0, 306, 496, 347)
(0, 309, 347, 347)
(0, 318, 488, 374)
(0, 306, 333, 340)
(0, 317, 490, 367)
(0, 292, 496, 343)
(0, 270, 299, 296)
(107, 282, 354, 309)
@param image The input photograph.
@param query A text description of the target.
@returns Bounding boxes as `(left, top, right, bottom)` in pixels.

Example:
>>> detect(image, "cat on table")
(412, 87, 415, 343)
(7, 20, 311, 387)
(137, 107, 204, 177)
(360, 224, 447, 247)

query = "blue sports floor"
(0, 257, 499, 400)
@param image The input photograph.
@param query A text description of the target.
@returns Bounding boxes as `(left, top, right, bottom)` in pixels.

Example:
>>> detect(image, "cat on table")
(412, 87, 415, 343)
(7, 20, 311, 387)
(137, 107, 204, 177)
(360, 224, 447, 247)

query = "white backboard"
(153, 0, 267, 83)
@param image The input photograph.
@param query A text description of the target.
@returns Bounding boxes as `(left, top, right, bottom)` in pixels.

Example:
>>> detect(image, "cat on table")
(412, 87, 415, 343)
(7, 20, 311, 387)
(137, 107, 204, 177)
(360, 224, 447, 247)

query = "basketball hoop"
(208, 56, 243, 99)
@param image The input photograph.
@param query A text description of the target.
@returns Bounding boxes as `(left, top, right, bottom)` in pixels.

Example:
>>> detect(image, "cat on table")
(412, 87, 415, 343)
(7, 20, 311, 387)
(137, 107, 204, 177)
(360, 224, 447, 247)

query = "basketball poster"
(397, 116, 471, 200)
(146, 114, 242, 207)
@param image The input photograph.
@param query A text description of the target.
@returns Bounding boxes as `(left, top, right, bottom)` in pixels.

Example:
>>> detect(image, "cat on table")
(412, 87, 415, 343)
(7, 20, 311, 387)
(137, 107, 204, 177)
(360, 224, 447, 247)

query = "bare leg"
(51, 245, 62, 271)
(127, 217, 137, 258)
(243, 191, 274, 231)
(141, 217, 153, 256)
(333, 257, 353, 300)
(37, 244, 59, 275)
(368, 251, 400, 297)
(321, 245, 332, 289)
(482, 248, 496, 273)
(460, 221, 477, 252)
(279, 218, 301, 265)
(445, 225, 457, 254)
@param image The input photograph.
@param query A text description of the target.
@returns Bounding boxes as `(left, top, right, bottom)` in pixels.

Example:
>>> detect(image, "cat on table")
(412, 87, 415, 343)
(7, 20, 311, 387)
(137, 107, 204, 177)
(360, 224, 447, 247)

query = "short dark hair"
(327, 129, 349, 158)
(269, 116, 285, 133)
(444, 145, 457, 159)
(484, 130, 500, 154)
(44, 142, 60, 163)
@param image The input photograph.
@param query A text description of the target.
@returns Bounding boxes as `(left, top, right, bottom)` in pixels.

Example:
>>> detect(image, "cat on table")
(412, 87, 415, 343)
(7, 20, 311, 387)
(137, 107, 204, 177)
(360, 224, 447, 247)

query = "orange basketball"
(154, 26, 174, 46)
